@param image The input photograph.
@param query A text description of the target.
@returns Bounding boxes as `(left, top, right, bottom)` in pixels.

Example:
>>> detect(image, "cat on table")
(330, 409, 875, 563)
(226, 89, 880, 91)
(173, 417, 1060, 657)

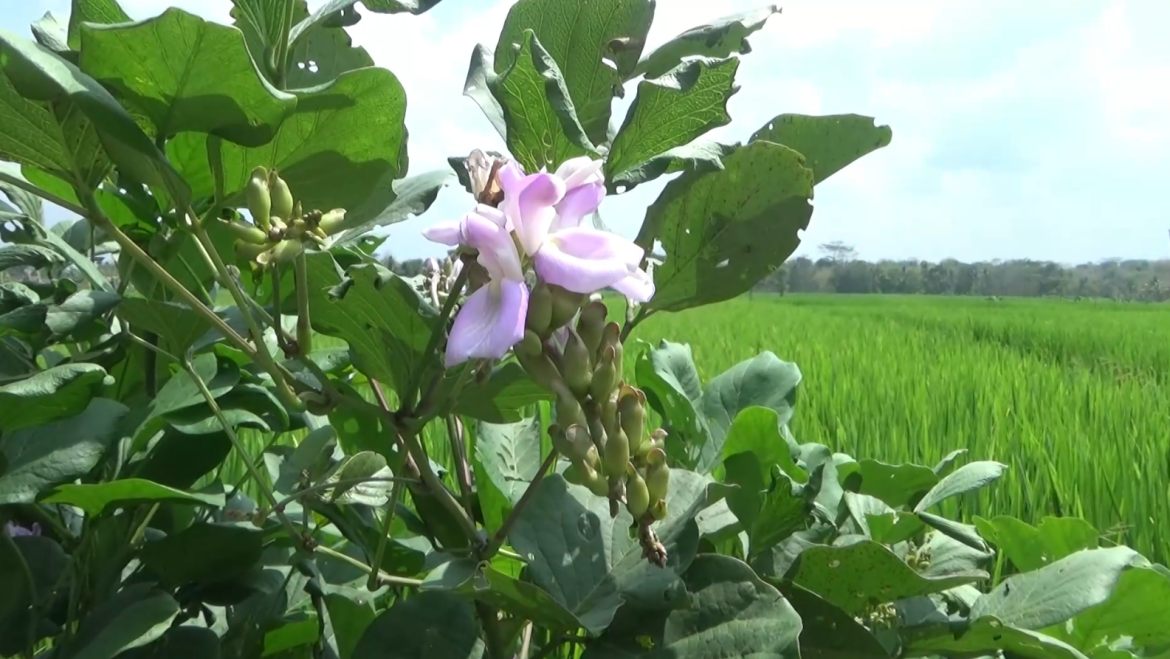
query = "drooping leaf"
(635, 5, 780, 80)
(612, 139, 737, 195)
(583, 554, 802, 659)
(45, 289, 120, 338)
(139, 522, 264, 586)
(698, 351, 801, 473)
(494, 0, 655, 147)
(785, 540, 987, 617)
(304, 253, 438, 394)
(67, 0, 131, 51)
(0, 363, 108, 432)
(42, 478, 226, 515)
(483, 30, 596, 172)
(969, 547, 1147, 630)
(607, 57, 739, 192)
(779, 582, 891, 659)
(913, 461, 1007, 513)
(55, 583, 179, 659)
(0, 397, 127, 504)
(636, 141, 813, 314)
(351, 590, 484, 659)
(462, 45, 507, 140)
(473, 416, 543, 534)
(716, 406, 804, 484)
(750, 113, 892, 185)
(79, 8, 296, 146)
(422, 558, 582, 632)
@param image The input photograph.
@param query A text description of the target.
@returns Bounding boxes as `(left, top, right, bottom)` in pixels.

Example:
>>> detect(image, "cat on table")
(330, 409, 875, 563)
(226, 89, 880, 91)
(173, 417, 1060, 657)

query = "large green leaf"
(508, 470, 718, 634)
(483, 30, 596, 172)
(635, 5, 780, 80)
(331, 169, 452, 247)
(779, 582, 890, 659)
(134, 429, 232, 489)
(785, 540, 987, 617)
(902, 618, 1092, 659)
(716, 406, 804, 484)
(724, 454, 810, 561)
(633, 339, 708, 467)
(117, 298, 212, 357)
(750, 113, 892, 185)
(79, 8, 296, 146)
(583, 555, 801, 659)
(42, 478, 225, 515)
(494, 0, 654, 147)
(0, 363, 108, 432)
(856, 459, 939, 509)
(606, 57, 739, 192)
(973, 515, 1100, 574)
(304, 253, 437, 394)
(913, 461, 1007, 513)
(324, 589, 376, 659)
(0, 29, 189, 204)
(0, 397, 127, 504)
(289, 0, 446, 46)
(139, 522, 264, 586)
(698, 351, 801, 473)
(472, 416, 543, 534)
(45, 289, 120, 339)
(351, 590, 483, 659)
(969, 547, 1147, 630)
(172, 65, 406, 215)
(55, 583, 179, 659)
(422, 558, 582, 632)
(133, 352, 239, 444)
(1054, 566, 1170, 657)
(636, 140, 813, 314)
(448, 362, 551, 423)
(67, 0, 131, 50)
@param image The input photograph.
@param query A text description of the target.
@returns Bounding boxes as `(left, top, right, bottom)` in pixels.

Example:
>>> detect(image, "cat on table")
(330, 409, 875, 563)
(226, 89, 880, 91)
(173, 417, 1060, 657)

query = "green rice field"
(627, 294, 1170, 563)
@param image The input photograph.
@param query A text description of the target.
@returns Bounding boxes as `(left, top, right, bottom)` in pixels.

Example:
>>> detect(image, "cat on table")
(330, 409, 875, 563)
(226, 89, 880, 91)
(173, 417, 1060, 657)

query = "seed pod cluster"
(235, 166, 347, 271)
(518, 292, 671, 532)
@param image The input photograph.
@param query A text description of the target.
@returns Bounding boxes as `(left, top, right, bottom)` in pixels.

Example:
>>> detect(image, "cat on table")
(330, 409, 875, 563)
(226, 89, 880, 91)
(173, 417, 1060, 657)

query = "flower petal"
(535, 230, 636, 294)
(553, 182, 605, 231)
(498, 160, 527, 197)
(464, 212, 523, 281)
(612, 268, 655, 302)
(549, 227, 644, 265)
(512, 173, 566, 256)
(555, 157, 604, 189)
(445, 280, 529, 367)
(422, 220, 465, 246)
(475, 204, 507, 227)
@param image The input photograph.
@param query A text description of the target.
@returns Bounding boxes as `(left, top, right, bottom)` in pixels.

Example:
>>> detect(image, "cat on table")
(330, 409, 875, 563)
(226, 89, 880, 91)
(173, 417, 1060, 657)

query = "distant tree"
(818, 241, 858, 263)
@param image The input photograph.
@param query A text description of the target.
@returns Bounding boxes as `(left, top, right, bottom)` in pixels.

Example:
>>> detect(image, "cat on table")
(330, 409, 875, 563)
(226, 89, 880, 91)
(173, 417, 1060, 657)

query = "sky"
(5, 0, 1170, 265)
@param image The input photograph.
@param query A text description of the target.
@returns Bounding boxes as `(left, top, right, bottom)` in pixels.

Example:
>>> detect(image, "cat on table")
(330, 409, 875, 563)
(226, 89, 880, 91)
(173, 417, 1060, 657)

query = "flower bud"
(584, 400, 607, 454)
(551, 424, 594, 463)
(589, 345, 618, 401)
(650, 499, 668, 521)
(600, 322, 624, 376)
(516, 330, 543, 358)
(269, 239, 304, 265)
(526, 282, 553, 335)
(637, 428, 667, 461)
(234, 240, 269, 262)
(645, 447, 670, 504)
(548, 285, 585, 331)
(599, 390, 619, 439)
(220, 218, 268, 245)
(517, 349, 562, 390)
(246, 167, 271, 232)
(318, 208, 346, 235)
(555, 389, 586, 430)
(564, 461, 608, 497)
(268, 170, 294, 221)
(602, 426, 630, 482)
(576, 301, 607, 358)
(625, 465, 650, 518)
(618, 385, 646, 457)
(562, 327, 593, 398)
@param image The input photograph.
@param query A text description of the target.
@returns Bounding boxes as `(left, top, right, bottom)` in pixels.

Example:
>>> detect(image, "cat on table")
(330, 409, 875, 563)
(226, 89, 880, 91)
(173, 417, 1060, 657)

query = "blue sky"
(5, 0, 1170, 264)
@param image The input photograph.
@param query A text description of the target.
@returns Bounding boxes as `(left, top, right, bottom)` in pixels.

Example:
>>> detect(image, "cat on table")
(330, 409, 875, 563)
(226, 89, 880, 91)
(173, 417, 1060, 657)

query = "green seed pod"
(246, 167, 271, 232)
(602, 426, 630, 482)
(555, 389, 586, 430)
(645, 447, 670, 503)
(584, 400, 607, 454)
(625, 464, 650, 518)
(268, 170, 294, 221)
(526, 282, 553, 335)
(516, 330, 543, 358)
(292, 200, 303, 221)
(267, 239, 304, 265)
(235, 240, 269, 262)
(637, 427, 667, 461)
(565, 461, 609, 497)
(548, 284, 585, 331)
(618, 384, 646, 457)
(318, 208, 347, 235)
(562, 327, 593, 398)
(599, 322, 624, 376)
(649, 499, 668, 521)
(576, 300, 607, 358)
(516, 349, 562, 391)
(589, 345, 617, 401)
(551, 424, 594, 463)
(220, 218, 268, 245)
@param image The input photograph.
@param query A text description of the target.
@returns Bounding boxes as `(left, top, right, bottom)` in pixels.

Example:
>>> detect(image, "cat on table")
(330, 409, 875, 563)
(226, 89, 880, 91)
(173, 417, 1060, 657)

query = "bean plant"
(0, 1, 1165, 659)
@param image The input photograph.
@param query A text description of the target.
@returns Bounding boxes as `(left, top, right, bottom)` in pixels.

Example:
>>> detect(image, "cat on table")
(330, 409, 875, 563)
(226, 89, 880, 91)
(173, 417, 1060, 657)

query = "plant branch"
(294, 250, 312, 355)
(314, 545, 422, 588)
(483, 450, 557, 560)
(446, 414, 475, 521)
(272, 0, 298, 90)
(0, 171, 86, 216)
(367, 480, 404, 592)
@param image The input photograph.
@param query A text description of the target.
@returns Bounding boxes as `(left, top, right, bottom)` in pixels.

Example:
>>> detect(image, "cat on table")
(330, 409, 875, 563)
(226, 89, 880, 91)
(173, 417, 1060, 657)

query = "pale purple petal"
(612, 268, 655, 302)
(475, 204, 507, 228)
(464, 213, 523, 281)
(445, 280, 529, 367)
(552, 182, 605, 231)
(535, 231, 634, 294)
(498, 161, 526, 197)
(512, 173, 565, 256)
(554, 157, 604, 189)
(423, 220, 465, 246)
(550, 227, 644, 265)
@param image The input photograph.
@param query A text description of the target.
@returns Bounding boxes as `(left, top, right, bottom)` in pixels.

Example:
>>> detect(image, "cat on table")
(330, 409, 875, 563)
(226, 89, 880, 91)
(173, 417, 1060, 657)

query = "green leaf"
(0, 532, 31, 622)
(0, 397, 127, 504)
(1056, 566, 1170, 656)
(67, 0, 131, 51)
(698, 351, 801, 474)
(970, 547, 1147, 630)
(750, 113, 893, 185)
(785, 540, 987, 617)
(0, 214, 113, 291)
(135, 429, 232, 489)
(57, 583, 179, 659)
(494, 0, 654, 147)
(117, 298, 211, 357)
(422, 558, 582, 632)
(778, 582, 891, 659)
(0, 535, 68, 649)
(485, 30, 596, 172)
(331, 169, 452, 247)
(327, 452, 394, 505)
(32, 12, 70, 54)
(473, 416, 543, 534)
(902, 618, 1092, 659)
(607, 58, 739, 191)
(0, 163, 43, 220)
(286, 15, 374, 89)
(724, 454, 810, 560)
(636, 141, 813, 314)
(636, 5, 780, 80)
(0, 363, 108, 432)
(79, 8, 296, 146)
(305, 253, 438, 393)
(856, 459, 938, 509)
(42, 478, 225, 515)
(974, 515, 1100, 574)
(139, 522, 263, 586)
(351, 590, 484, 659)
(509, 470, 719, 634)
(289, 0, 446, 47)
(0, 28, 189, 204)
(45, 289, 120, 338)
(0, 244, 62, 271)
(634, 339, 708, 467)
(133, 353, 238, 444)
(462, 45, 506, 139)
(613, 139, 738, 194)
(716, 406, 804, 484)
(324, 589, 376, 659)
(583, 554, 801, 659)
(117, 626, 221, 659)
(450, 362, 552, 423)
(913, 460, 1007, 513)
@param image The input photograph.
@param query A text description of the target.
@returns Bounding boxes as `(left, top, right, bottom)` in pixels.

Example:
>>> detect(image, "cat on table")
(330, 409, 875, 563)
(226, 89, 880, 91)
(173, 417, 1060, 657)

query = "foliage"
(0, 2, 1159, 659)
